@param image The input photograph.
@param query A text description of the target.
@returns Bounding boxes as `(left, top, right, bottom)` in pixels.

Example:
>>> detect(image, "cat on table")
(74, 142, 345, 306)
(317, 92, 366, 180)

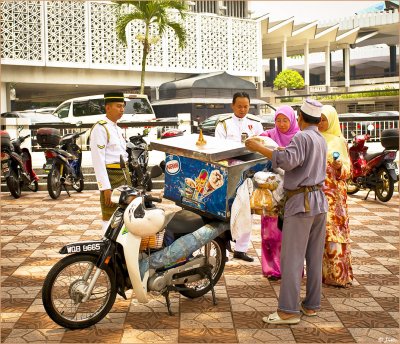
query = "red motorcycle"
(347, 128, 399, 202)
(1, 130, 39, 198)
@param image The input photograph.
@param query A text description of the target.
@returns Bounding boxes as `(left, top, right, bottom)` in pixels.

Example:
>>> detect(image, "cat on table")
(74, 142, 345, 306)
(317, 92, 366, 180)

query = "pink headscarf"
(260, 105, 299, 147)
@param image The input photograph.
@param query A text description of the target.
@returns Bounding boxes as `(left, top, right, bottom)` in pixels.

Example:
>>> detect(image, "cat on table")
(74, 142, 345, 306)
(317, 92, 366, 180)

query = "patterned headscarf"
(261, 105, 300, 147)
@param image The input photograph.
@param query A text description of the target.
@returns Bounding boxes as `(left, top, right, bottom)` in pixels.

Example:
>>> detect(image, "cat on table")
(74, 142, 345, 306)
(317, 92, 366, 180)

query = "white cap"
(300, 98, 323, 118)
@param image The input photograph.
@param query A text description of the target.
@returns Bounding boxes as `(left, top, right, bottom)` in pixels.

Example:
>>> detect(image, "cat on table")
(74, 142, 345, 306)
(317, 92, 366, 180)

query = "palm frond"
(116, 12, 145, 45)
(166, 21, 187, 48)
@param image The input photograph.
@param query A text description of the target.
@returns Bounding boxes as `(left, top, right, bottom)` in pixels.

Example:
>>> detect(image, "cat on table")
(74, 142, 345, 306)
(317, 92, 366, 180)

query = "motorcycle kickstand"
(63, 183, 71, 197)
(162, 289, 174, 316)
(204, 266, 217, 306)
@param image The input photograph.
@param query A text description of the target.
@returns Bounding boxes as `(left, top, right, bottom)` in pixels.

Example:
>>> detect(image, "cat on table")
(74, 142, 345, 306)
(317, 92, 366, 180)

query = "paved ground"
(1, 189, 399, 343)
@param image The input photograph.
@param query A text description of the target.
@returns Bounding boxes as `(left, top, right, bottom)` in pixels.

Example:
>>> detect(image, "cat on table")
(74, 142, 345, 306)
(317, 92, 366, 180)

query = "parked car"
(1, 111, 63, 124)
(199, 113, 275, 136)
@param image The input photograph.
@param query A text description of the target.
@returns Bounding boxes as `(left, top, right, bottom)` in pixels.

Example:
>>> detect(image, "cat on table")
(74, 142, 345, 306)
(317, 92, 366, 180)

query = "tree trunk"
(140, 24, 150, 95)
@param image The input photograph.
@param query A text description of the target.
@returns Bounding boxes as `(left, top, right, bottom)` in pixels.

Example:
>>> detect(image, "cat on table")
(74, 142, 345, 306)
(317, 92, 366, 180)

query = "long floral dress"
(322, 157, 353, 287)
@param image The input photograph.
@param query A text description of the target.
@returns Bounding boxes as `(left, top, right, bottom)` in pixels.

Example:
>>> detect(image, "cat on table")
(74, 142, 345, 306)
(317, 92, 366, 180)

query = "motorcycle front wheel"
(375, 167, 394, 202)
(177, 237, 226, 299)
(346, 179, 360, 195)
(47, 165, 62, 199)
(72, 172, 84, 192)
(6, 168, 22, 198)
(42, 253, 117, 329)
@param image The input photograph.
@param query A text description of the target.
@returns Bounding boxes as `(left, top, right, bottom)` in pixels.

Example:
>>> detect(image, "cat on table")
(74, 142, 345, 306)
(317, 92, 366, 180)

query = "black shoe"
(233, 251, 254, 262)
(226, 241, 233, 253)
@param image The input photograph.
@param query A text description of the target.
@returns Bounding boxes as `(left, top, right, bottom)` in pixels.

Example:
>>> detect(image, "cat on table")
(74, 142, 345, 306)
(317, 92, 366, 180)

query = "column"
(0, 83, 11, 113)
(304, 39, 310, 93)
(344, 46, 350, 89)
(281, 36, 287, 70)
(269, 59, 276, 86)
(277, 57, 282, 74)
(325, 44, 331, 92)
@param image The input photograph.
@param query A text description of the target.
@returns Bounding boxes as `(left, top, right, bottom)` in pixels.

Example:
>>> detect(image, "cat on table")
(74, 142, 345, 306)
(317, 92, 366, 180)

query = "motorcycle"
(347, 127, 399, 202)
(38, 128, 87, 199)
(42, 159, 229, 329)
(0, 130, 39, 198)
(126, 133, 152, 191)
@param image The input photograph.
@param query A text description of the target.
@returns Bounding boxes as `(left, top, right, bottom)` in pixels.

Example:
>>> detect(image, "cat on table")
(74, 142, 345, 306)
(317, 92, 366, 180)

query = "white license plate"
(1, 162, 9, 173)
(44, 164, 53, 170)
(386, 162, 397, 170)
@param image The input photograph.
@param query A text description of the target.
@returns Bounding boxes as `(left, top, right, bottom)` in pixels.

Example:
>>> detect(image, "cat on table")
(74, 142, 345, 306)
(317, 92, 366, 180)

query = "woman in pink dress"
(259, 105, 299, 279)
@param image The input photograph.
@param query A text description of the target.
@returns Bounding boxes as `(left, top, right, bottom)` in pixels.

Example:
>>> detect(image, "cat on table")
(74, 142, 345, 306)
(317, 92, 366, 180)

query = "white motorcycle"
(41, 161, 229, 329)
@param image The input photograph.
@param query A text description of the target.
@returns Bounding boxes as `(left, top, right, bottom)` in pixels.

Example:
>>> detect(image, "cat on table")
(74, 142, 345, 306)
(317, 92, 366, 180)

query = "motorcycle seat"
(365, 152, 382, 161)
(165, 210, 208, 240)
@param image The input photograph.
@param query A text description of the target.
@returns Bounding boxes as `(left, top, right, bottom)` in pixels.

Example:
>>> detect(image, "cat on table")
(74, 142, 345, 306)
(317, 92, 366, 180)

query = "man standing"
(215, 91, 264, 262)
(245, 98, 328, 324)
(90, 92, 131, 233)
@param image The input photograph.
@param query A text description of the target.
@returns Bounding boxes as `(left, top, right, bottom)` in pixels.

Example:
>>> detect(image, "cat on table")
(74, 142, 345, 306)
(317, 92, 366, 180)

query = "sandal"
(263, 311, 300, 325)
(299, 303, 317, 317)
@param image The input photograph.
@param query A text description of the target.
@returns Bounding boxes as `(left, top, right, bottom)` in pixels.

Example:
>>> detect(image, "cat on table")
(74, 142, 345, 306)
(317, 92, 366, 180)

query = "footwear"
(263, 311, 300, 325)
(299, 303, 317, 317)
(267, 275, 281, 281)
(233, 251, 254, 262)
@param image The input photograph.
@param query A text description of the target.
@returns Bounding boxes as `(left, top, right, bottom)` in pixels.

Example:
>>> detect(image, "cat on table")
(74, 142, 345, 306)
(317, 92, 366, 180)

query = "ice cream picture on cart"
(183, 168, 225, 203)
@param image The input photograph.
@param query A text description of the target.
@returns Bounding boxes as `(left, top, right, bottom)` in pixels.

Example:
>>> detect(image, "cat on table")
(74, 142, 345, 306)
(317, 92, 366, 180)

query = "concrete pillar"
(344, 46, 350, 89)
(1, 83, 12, 113)
(325, 44, 331, 91)
(389, 45, 397, 75)
(304, 39, 310, 93)
(281, 36, 287, 70)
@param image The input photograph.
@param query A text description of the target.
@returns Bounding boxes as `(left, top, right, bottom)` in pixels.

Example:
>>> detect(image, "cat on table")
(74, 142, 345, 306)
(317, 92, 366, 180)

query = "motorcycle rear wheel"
(346, 179, 360, 195)
(42, 253, 116, 329)
(6, 169, 22, 198)
(375, 167, 394, 202)
(176, 237, 226, 299)
(47, 166, 62, 199)
(72, 173, 84, 192)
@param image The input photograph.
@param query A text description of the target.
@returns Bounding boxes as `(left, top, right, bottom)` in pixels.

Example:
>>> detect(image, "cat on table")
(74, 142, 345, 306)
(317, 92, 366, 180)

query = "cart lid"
(149, 134, 250, 162)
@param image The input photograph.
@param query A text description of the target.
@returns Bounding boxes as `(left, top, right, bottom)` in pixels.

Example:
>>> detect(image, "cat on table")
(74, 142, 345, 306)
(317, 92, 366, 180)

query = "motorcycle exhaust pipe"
(139, 221, 230, 277)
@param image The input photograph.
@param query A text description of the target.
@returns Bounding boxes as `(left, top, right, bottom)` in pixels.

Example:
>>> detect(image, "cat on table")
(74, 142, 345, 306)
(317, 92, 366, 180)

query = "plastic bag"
(250, 187, 274, 215)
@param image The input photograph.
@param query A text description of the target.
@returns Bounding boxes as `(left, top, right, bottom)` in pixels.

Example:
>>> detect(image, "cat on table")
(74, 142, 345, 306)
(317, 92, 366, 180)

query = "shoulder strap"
(90, 120, 110, 144)
(216, 115, 232, 134)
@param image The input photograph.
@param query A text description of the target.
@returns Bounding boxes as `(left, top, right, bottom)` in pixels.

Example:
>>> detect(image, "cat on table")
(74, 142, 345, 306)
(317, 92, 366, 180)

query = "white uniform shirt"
(90, 116, 128, 191)
(215, 114, 264, 142)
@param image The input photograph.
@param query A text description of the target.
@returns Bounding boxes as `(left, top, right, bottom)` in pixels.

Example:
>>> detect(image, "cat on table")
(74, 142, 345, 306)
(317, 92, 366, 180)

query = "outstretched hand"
(245, 138, 263, 153)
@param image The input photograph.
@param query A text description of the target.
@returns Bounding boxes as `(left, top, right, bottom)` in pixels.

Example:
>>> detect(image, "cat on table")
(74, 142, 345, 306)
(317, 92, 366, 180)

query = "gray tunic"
(271, 126, 328, 218)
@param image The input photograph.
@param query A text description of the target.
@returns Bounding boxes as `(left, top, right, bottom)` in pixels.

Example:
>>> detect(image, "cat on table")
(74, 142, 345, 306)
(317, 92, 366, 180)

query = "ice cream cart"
(150, 134, 271, 221)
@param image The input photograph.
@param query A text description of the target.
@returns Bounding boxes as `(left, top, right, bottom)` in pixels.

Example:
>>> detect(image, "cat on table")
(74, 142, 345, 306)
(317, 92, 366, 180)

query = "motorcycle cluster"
(1, 128, 154, 199)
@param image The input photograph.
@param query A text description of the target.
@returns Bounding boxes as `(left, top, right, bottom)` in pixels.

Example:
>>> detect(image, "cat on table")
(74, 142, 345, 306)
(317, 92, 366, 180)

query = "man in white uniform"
(90, 92, 130, 233)
(215, 92, 264, 262)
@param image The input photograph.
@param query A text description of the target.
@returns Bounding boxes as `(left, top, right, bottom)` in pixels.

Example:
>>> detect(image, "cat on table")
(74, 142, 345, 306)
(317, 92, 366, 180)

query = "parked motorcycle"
(42, 160, 229, 329)
(37, 128, 87, 199)
(347, 127, 399, 202)
(126, 133, 152, 191)
(0, 130, 39, 198)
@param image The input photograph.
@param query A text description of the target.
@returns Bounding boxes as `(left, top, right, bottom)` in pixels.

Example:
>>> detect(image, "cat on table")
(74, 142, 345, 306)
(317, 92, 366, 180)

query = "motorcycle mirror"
(150, 165, 163, 179)
(367, 124, 375, 131)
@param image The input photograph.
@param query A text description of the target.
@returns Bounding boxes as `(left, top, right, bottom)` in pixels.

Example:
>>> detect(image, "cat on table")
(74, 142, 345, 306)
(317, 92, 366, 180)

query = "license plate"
(1, 162, 9, 173)
(386, 162, 397, 170)
(44, 164, 52, 170)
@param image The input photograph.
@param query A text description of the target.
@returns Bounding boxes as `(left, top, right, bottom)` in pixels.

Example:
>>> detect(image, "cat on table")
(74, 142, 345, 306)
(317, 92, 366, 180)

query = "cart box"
(37, 128, 61, 148)
(150, 134, 271, 221)
(381, 129, 399, 150)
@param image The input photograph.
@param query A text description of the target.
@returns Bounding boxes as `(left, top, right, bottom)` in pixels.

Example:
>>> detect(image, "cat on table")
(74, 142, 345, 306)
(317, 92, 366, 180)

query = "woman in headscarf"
(319, 105, 353, 287)
(259, 105, 299, 279)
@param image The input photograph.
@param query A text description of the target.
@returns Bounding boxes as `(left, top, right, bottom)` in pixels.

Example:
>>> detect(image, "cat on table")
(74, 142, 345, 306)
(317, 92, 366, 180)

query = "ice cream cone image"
(194, 169, 209, 198)
(184, 178, 196, 199)
(202, 169, 224, 197)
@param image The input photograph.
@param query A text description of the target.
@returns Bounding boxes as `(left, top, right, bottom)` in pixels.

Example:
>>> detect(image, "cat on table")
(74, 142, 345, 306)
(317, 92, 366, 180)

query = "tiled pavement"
(1, 189, 399, 343)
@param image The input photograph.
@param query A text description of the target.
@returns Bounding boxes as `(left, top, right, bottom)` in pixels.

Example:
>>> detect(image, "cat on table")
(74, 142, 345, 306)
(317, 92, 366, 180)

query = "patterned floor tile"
(236, 329, 295, 343)
(291, 327, 356, 343)
(348, 328, 400, 343)
(336, 311, 399, 328)
(3, 328, 65, 343)
(179, 328, 237, 343)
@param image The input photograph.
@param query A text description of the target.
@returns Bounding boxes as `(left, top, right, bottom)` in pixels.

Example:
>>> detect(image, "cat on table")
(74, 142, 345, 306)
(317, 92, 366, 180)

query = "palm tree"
(115, 0, 187, 94)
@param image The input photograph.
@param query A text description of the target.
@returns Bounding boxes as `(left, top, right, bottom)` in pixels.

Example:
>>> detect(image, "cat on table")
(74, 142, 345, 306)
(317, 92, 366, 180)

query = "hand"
(245, 138, 263, 152)
(332, 159, 342, 170)
(103, 189, 113, 207)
